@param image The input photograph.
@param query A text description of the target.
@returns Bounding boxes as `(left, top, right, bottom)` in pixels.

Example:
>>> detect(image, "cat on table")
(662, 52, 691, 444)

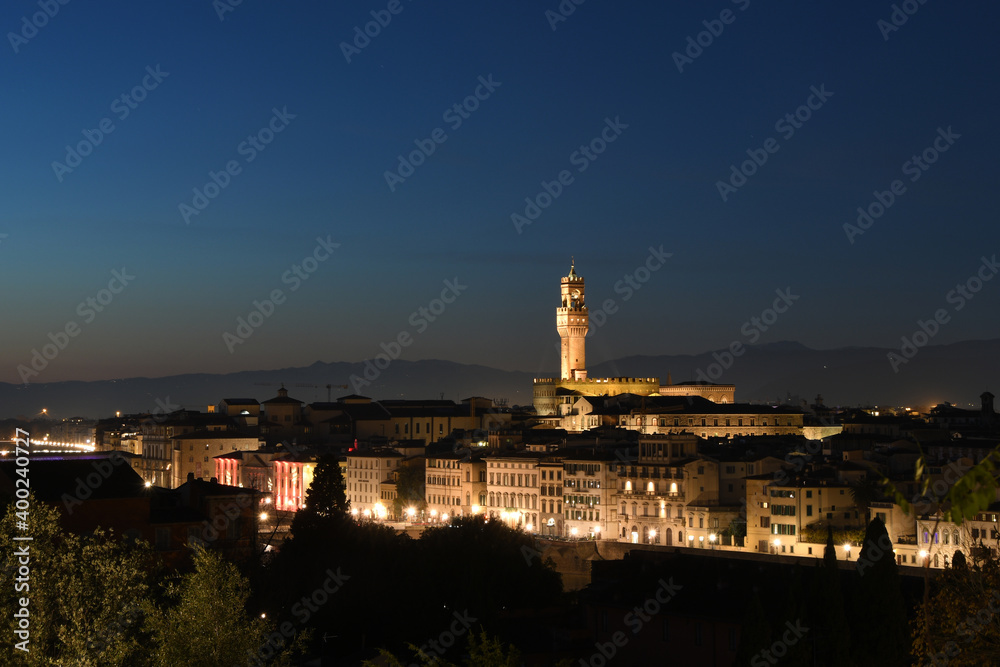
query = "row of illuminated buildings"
(88, 382, 1000, 570)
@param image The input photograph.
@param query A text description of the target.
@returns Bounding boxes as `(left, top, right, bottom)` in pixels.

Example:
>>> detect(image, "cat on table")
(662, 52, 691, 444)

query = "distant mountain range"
(2, 340, 997, 419)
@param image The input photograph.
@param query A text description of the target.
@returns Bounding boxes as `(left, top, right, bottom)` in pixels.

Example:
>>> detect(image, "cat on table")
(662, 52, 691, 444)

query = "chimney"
(186, 472, 195, 482)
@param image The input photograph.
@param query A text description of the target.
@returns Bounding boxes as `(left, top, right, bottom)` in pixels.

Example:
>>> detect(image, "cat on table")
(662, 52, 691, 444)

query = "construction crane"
(295, 383, 349, 402)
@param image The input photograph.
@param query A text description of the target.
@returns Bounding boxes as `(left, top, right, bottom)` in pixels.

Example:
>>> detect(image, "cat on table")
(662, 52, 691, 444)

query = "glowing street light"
(844, 543, 852, 560)
(441, 513, 449, 522)
(259, 512, 268, 521)
(430, 509, 438, 518)
(525, 523, 533, 532)
(570, 527, 578, 538)
(471, 504, 481, 515)
(144, 481, 152, 488)
(406, 507, 416, 521)
(649, 529, 657, 542)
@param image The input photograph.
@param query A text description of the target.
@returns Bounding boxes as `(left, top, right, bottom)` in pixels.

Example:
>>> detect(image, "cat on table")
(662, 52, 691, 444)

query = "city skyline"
(3, 1, 999, 384)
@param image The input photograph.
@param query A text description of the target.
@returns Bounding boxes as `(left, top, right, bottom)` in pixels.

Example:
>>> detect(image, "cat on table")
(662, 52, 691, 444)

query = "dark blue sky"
(3, 0, 998, 383)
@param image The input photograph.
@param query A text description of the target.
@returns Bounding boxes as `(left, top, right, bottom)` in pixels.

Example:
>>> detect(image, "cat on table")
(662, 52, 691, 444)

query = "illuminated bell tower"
(557, 259, 588, 380)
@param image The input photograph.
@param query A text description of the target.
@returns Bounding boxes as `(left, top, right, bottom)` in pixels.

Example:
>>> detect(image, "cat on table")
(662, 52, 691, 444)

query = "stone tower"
(557, 260, 588, 380)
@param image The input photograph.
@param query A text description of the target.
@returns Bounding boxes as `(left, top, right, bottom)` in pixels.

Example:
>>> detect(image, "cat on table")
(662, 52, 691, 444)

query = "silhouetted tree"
(851, 517, 908, 666)
(734, 589, 772, 665)
(816, 526, 853, 666)
(912, 546, 1000, 665)
(303, 454, 349, 518)
(392, 462, 426, 518)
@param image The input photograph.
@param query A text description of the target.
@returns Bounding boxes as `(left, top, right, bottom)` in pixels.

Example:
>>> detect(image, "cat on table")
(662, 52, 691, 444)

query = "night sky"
(3, 0, 998, 384)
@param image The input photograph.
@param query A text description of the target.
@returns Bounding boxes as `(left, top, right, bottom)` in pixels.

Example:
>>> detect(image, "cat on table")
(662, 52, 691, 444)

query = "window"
(806, 490, 813, 498)
(806, 505, 813, 517)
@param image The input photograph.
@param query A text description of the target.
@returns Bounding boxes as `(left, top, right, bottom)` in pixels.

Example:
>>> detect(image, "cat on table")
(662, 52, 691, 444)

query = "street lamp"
(471, 504, 481, 515)
(259, 512, 268, 521)
(649, 529, 656, 543)
(699, 535, 704, 547)
(441, 513, 449, 522)
(406, 507, 416, 522)
(844, 543, 852, 560)
(526, 523, 533, 532)
(773, 538, 781, 554)
(570, 527, 578, 539)
(709, 533, 717, 549)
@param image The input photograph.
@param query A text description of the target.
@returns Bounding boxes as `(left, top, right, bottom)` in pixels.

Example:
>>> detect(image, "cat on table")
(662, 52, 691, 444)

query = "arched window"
(625, 481, 632, 492)
(670, 482, 678, 494)
(944, 531, 950, 545)
(922, 530, 929, 543)
(647, 482, 654, 493)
